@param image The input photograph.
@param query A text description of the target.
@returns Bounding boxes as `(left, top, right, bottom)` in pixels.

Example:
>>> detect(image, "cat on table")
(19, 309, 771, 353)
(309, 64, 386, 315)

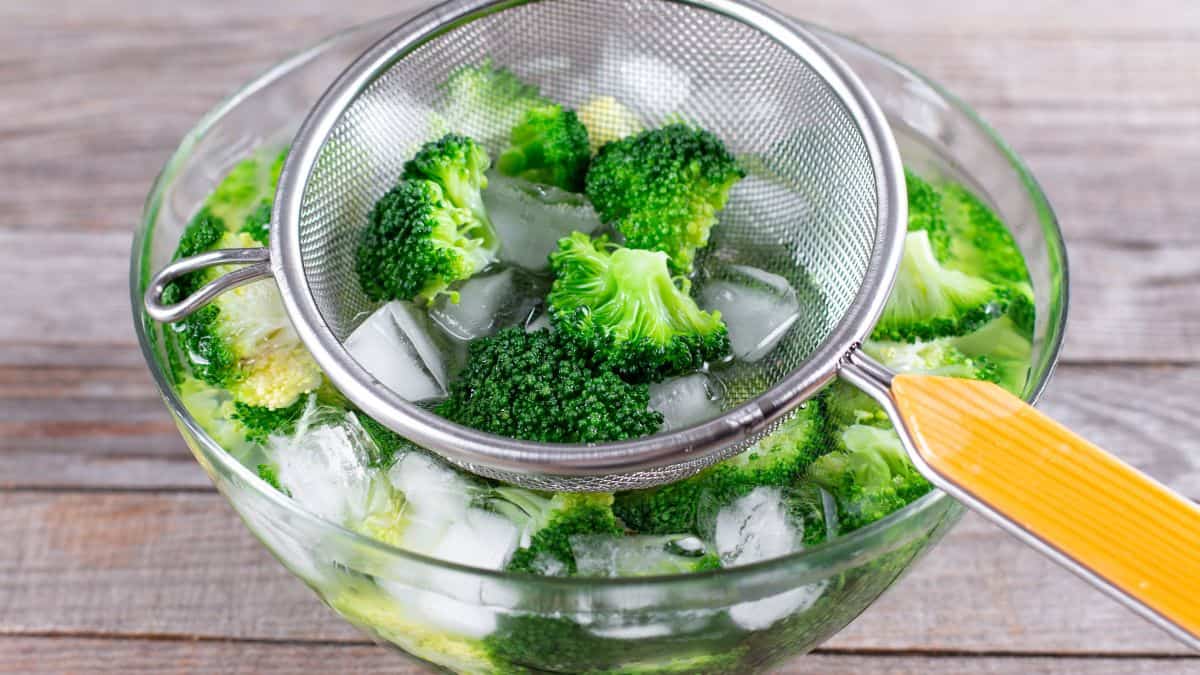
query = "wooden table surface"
(3, 1, 1199, 672)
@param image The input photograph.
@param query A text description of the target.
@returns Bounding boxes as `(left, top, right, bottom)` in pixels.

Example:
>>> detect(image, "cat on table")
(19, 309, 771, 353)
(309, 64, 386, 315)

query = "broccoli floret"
(256, 463, 287, 493)
(485, 613, 747, 674)
(864, 338, 1000, 384)
(548, 233, 730, 382)
(440, 60, 545, 139)
(586, 124, 745, 275)
(871, 230, 1015, 342)
(614, 400, 826, 535)
(946, 315, 1033, 396)
(808, 424, 932, 533)
(233, 398, 308, 444)
(239, 149, 289, 244)
(355, 179, 497, 304)
(241, 199, 272, 244)
(436, 327, 663, 443)
(167, 229, 322, 409)
(163, 150, 320, 411)
(497, 102, 591, 192)
(202, 148, 288, 233)
(403, 133, 496, 234)
(482, 489, 624, 575)
(939, 182, 1032, 287)
(904, 169, 951, 257)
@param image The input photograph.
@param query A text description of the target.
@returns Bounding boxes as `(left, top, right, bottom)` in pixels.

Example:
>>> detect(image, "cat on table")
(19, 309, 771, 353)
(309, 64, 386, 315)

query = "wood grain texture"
(6, 362, 1196, 496)
(4, 0, 1200, 671)
(0, 490, 1190, 655)
(0, 638, 1196, 675)
(894, 374, 1200, 643)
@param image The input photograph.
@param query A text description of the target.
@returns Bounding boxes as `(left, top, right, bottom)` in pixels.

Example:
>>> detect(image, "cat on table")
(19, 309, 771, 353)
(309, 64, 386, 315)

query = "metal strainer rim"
(272, 0, 907, 479)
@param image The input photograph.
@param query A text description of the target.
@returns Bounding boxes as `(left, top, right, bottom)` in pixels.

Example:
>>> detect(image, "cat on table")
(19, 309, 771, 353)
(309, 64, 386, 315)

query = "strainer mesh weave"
(295, 0, 879, 490)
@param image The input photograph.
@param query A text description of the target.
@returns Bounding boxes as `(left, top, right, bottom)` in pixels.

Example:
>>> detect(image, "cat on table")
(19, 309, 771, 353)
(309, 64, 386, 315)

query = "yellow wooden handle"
(891, 373, 1200, 644)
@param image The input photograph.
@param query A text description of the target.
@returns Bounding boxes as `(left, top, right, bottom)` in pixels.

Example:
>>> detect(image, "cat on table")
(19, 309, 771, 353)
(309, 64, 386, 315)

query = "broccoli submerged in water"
(808, 424, 932, 534)
(548, 232, 730, 382)
(480, 488, 624, 575)
(163, 153, 322, 412)
(435, 327, 663, 443)
(586, 123, 745, 275)
(614, 400, 827, 536)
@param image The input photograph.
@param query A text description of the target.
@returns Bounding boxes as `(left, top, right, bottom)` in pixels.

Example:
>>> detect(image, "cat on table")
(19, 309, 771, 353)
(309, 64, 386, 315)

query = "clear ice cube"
(712, 487, 825, 630)
(429, 267, 545, 342)
(649, 373, 725, 431)
(700, 265, 800, 363)
(270, 408, 389, 528)
(484, 173, 603, 272)
(344, 301, 450, 401)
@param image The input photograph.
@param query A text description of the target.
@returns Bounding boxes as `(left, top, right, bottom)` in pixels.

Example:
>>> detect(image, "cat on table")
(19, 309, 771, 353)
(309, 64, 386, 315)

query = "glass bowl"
(131, 12, 1068, 674)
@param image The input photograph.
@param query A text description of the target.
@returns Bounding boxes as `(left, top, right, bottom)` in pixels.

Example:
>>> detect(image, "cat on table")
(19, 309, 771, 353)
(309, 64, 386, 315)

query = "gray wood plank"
(1, 0, 1198, 245)
(4, 230, 1198, 371)
(0, 637, 1196, 675)
(0, 490, 1190, 654)
(5, 362, 1196, 495)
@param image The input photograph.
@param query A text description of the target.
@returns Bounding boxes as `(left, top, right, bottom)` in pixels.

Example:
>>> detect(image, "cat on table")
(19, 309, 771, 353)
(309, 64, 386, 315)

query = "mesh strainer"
(144, 0, 1200, 648)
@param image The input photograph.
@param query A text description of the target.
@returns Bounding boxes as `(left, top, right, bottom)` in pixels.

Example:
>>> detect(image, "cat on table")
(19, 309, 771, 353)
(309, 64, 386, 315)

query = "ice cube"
(387, 451, 475, 518)
(345, 301, 450, 401)
(484, 173, 603, 272)
(728, 582, 827, 631)
(713, 486, 801, 566)
(649, 373, 725, 431)
(700, 265, 800, 363)
(429, 268, 545, 342)
(711, 486, 825, 630)
(432, 509, 521, 570)
(270, 407, 388, 527)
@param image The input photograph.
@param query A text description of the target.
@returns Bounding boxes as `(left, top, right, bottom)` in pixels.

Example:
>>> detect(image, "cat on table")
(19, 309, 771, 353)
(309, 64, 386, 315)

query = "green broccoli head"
(484, 612, 747, 674)
(233, 398, 309, 444)
(614, 399, 826, 535)
(808, 424, 932, 534)
(435, 327, 663, 443)
(904, 169, 951, 257)
(402, 133, 496, 234)
(944, 315, 1033, 396)
(166, 225, 321, 410)
(355, 179, 497, 304)
(497, 102, 592, 192)
(939, 182, 1031, 287)
(548, 233, 730, 382)
(162, 149, 320, 410)
(485, 490, 624, 575)
(871, 229, 1016, 342)
(586, 124, 745, 275)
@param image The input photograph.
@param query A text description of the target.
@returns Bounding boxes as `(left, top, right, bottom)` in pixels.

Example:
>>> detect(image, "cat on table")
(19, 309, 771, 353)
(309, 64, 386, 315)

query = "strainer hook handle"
(144, 247, 272, 323)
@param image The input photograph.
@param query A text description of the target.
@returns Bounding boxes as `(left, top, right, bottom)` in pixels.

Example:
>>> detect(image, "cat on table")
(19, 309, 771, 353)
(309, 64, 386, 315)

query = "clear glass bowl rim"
(129, 12, 1069, 593)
